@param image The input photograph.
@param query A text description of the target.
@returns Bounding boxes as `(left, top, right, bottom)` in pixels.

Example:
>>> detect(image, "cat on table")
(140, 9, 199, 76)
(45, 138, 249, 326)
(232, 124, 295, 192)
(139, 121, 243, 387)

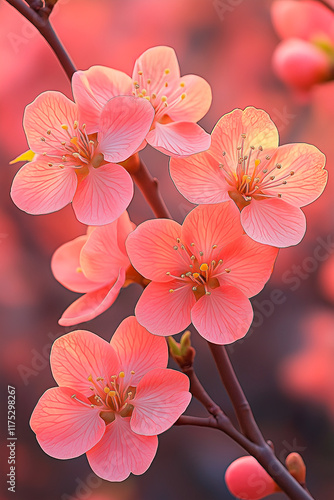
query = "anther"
(276, 164, 282, 169)
(161, 96, 167, 102)
(165, 82, 168, 87)
(290, 171, 295, 175)
(180, 82, 185, 87)
(138, 70, 143, 75)
(212, 244, 217, 249)
(225, 268, 231, 273)
(283, 180, 287, 185)
(104, 387, 110, 393)
(176, 238, 181, 243)
(192, 286, 197, 291)
(164, 68, 170, 74)
(181, 274, 185, 278)
(193, 273, 200, 279)
(265, 155, 271, 160)
(166, 272, 171, 275)
(61, 124, 68, 130)
(241, 133, 246, 138)
(199, 251, 204, 256)
(270, 176, 275, 180)
(46, 129, 51, 135)
(73, 121, 78, 129)
(40, 137, 46, 142)
(119, 372, 125, 378)
(263, 169, 268, 173)
(152, 93, 157, 99)
(48, 163, 53, 167)
(191, 255, 196, 260)
(147, 79, 151, 84)
(181, 93, 186, 100)
(169, 289, 174, 293)
(200, 263, 208, 272)
(173, 245, 178, 250)
(205, 291, 211, 295)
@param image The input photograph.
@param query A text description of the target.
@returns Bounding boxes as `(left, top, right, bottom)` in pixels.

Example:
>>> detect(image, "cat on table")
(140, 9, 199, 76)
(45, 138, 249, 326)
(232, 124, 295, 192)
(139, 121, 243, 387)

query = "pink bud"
(272, 38, 331, 90)
(225, 456, 278, 500)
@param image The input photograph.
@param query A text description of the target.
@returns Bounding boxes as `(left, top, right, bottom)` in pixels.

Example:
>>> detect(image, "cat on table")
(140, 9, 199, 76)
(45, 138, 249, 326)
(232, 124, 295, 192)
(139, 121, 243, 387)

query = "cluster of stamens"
(219, 133, 295, 203)
(132, 68, 187, 120)
(71, 370, 135, 420)
(166, 238, 231, 298)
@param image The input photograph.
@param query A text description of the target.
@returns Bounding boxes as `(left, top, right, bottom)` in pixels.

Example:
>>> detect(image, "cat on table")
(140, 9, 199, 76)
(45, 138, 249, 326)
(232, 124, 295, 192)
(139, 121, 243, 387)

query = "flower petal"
(191, 285, 253, 344)
(132, 46, 180, 95)
(30, 387, 104, 459)
(147, 121, 211, 157)
(264, 143, 327, 207)
(110, 316, 168, 387)
(135, 280, 195, 336)
(98, 95, 154, 163)
(217, 235, 278, 297)
(72, 163, 133, 225)
(50, 330, 120, 397)
(181, 202, 244, 263)
(126, 218, 185, 282)
(72, 66, 133, 134)
(170, 150, 230, 204)
(11, 159, 77, 215)
(131, 368, 191, 436)
(168, 74, 212, 123)
(24, 91, 79, 155)
(116, 210, 136, 254)
(58, 269, 126, 327)
(241, 198, 306, 247)
(51, 235, 103, 293)
(86, 416, 158, 481)
(209, 107, 279, 168)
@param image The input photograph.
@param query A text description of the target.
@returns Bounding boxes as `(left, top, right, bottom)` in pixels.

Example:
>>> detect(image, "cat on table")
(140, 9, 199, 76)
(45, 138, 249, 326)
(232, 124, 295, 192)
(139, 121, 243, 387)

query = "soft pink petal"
(170, 150, 230, 204)
(209, 107, 279, 168)
(181, 203, 244, 263)
(167, 74, 212, 122)
(135, 280, 195, 336)
(72, 163, 133, 225)
(241, 198, 306, 248)
(50, 330, 120, 397)
(191, 285, 253, 344)
(51, 235, 103, 293)
(126, 218, 185, 282)
(24, 91, 79, 155)
(217, 235, 278, 297)
(98, 96, 154, 163)
(147, 121, 211, 157)
(80, 220, 130, 283)
(110, 316, 168, 387)
(132, 46, 180, 95)
(131, 368, 191, 436)
(116, 211, 136, 254)
(11, 159, 77, 215)
(263, 143, 327, 207)
(72, 66, 133, 133)
(86, 416, 158, 481)
(58, 268, 126, 327)
(30, 387, 104, 459)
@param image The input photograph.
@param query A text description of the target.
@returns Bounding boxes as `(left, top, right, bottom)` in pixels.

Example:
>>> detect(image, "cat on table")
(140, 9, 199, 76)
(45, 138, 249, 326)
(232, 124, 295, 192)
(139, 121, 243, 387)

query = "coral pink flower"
(271, 1, 334, 90)
(126, 202, 278, 344)
(51, 211, 138, 326)
(10, 91, 154, 225)
(30, 316, 191, 481)
(72, 46, 212, 156)
(170, 107, 327, 248)
(225, 456, 278, 500)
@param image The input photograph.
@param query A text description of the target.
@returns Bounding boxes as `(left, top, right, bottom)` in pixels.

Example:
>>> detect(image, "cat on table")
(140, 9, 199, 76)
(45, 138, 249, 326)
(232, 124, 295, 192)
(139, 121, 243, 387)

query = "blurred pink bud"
(272, 38, 331, 90)
(225, 456, 278, 500)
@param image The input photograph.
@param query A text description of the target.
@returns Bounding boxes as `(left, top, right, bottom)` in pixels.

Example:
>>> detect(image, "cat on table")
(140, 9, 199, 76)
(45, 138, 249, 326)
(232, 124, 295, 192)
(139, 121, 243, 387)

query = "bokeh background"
(1, 0, 334, 499)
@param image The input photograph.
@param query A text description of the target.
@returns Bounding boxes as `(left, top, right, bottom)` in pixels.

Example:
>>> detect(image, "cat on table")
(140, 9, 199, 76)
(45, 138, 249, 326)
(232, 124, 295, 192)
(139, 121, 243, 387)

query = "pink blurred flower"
(10, 91, 154, 225)
(51, 211, 140, 326)
(30, 316, 191, 481)
(126, 202, 278, 344)
(225, 456, 278, 500)
(318, 253, 334, 303)
(170, 107, 327, 247)
(271, 0, 334, 90)
(72, 46, 212, 156)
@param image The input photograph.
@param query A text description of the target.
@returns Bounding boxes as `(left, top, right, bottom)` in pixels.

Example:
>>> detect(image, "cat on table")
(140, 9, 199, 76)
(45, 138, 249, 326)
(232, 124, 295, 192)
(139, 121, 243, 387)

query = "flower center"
(166, 238, 231, 299)
(219, 133, 295, 209)
(70, 370, 136, 423)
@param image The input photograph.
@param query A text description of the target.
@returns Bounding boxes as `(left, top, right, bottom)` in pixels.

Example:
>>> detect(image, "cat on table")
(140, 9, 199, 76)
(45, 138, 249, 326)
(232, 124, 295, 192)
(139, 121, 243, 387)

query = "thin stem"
(123, 153, 172, 219)
(5, 0, 76, 80)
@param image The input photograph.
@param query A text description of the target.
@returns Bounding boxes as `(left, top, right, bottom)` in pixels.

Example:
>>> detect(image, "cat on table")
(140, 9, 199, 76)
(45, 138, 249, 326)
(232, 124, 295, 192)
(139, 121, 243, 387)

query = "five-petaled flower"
(51, 211, 143, 326)
(30, 316, 191, 481)
(170, 107, 327, 247)
(11, 91, 154, 225)
(126, 202, 278, 344)
(72, 46, 212, 156)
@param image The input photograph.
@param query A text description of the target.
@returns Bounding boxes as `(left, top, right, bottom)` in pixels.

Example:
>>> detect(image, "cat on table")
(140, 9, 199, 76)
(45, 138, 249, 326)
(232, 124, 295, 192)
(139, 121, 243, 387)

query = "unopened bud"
(285, 452, 306, 484)
(168, 331, 195, 369)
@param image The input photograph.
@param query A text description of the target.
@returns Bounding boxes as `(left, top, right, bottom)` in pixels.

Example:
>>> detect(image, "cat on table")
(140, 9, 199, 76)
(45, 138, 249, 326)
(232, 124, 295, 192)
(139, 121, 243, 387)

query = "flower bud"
(225, 456, 278, 500)
(168, 331, 195, 369)
(285, 452, 306, 485)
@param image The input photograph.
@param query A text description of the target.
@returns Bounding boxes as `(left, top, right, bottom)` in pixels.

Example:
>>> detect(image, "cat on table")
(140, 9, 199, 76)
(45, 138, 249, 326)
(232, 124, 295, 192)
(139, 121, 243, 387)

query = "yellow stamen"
(161, 96, 167, 102)
(61, 124, 68, 130)
(200, 263, 209, 272)
(181, 93, 186, 100)
(255, 159, 261, 168)
(104, 387, 110, 393)
(119, 371, 125, 378)
(164, 68, 170, 74)
(193, 273, 200, 279)
(225, 268, 231, 273)
(76, 267, 83, 273)
(70, 137, 78, 146)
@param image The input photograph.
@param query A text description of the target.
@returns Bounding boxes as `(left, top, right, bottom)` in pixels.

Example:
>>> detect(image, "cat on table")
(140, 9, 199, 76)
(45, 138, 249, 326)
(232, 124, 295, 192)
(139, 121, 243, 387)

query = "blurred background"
(0, 0, 334, 499)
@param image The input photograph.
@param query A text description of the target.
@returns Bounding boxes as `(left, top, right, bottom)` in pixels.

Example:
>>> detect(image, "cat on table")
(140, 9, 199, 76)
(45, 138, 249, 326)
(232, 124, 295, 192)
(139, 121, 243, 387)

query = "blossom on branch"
(30, 316, 191, 481)
(11, 91, 154, 225)
(126, 202, 278, 344)
(51, 211, 142, 326)
(72, 45, 212, 156)
(170, 107, 327, 247)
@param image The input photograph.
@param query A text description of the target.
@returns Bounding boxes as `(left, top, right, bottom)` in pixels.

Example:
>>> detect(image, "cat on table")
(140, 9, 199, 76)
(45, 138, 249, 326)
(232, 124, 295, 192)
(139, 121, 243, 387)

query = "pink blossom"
(51, 211, 138, 326)
(126, 202, 278, 344)
(72, 46, 212, 156)
(30, 316, 191, 481)
(11, 91, 154, 225)
(225, 456, 278, 499)
(170, 107, 327, 247)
